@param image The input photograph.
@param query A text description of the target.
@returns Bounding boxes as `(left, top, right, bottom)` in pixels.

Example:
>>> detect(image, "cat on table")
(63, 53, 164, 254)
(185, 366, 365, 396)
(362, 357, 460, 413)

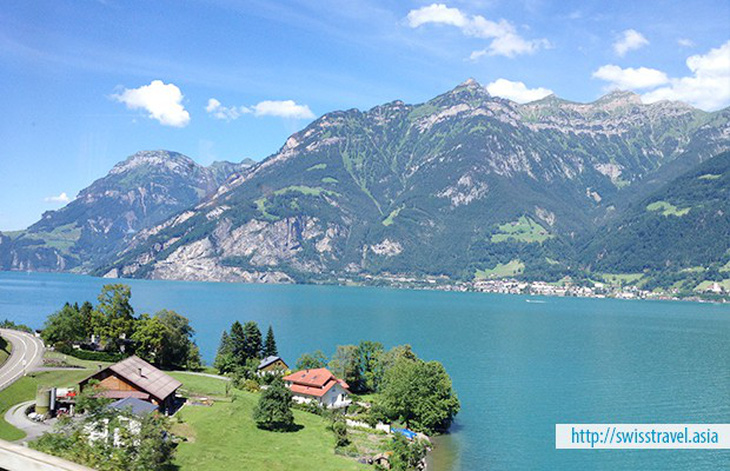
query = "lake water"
(1, 271, 728, 470)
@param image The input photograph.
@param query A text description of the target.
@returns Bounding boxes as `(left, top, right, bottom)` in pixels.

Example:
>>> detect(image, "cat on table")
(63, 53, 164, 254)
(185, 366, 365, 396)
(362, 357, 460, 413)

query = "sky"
(1, 0, 729, 231)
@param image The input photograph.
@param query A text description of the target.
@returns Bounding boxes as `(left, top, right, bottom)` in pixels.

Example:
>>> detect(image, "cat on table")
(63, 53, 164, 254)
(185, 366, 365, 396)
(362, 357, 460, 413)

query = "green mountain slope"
(580, 151, 730, 289)
(0, 151, 250, 271)
(96, 81, 730, 283)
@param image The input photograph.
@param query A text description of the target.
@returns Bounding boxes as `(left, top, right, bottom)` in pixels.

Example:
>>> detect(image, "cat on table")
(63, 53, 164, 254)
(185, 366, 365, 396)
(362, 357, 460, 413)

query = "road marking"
(0, 330, 45, 391)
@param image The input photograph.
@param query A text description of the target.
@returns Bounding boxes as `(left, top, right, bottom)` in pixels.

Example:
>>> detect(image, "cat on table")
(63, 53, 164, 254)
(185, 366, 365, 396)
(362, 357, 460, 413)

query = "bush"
(242, 379, 260, 393)
(331, 418, 350, 448)
(292, 400, 325, 416)
(54, 343, 125, 363)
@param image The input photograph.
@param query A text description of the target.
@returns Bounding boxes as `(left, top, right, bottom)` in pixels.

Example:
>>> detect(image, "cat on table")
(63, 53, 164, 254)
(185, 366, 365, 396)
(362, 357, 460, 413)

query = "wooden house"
(78, 356, 181, 414)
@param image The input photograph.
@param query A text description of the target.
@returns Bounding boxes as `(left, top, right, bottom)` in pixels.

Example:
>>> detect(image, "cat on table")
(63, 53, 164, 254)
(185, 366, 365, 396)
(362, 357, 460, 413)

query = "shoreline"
(2, 269, 728, 305)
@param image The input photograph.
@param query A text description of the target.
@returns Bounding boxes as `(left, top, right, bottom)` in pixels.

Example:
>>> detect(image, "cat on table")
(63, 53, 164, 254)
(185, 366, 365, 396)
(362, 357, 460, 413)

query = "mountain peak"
(594, 90, 642, 107)
(446, 78, 490, 99)
(110, 150, 197, 175)
(459, 77, 481, 88)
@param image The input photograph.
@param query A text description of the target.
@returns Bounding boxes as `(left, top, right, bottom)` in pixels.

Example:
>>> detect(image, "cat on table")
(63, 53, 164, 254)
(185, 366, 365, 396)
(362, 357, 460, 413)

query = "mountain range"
(2, 80, 729, 294)
(0, 151, 253, 271)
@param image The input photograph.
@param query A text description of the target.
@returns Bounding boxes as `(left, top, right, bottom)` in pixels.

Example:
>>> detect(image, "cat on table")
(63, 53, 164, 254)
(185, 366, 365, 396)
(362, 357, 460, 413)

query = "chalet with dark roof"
(257, 356, 289, 375)
(79, 356, 181, 413)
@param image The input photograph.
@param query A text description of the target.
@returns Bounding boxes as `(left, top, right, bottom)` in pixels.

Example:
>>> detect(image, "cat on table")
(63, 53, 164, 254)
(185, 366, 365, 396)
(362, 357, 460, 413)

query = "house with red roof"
(282, 368, 351, 409)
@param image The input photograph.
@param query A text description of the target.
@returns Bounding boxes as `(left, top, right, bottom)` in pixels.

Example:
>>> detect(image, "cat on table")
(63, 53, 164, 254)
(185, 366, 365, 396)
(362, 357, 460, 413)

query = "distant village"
(355, 274, 729, 303)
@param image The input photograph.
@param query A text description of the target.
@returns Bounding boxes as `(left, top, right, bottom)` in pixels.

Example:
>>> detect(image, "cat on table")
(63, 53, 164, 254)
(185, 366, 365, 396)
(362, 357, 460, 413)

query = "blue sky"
(1, 0, 729, 230)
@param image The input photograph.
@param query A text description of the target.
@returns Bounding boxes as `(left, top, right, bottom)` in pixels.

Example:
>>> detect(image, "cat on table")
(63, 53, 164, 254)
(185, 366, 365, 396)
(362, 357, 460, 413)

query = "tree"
(296, 350, 328, 370)
(328, 345, 359, 387)
(378, 344, 417, 373)
(42, 303, 86, 345)
(263, 325, 278, 357)
(229, 321, 246, 364)
(380, 356, 460, 434)
(232, 357, 262, 386)
(214, 330, 236, 374)
(131, 310, 200, 370)
(94, 284, 135, 352)
(130, 314, 165, 364)
(242, 321, 263, 360)
(131, 413, 176, 471)
(252, 377, 295, 431)
(389, 434, 428, 471)
(31, 403, 175, 471)
(356, 340, 384, 393)
(79, 301, 94, 341)
(155, 310, 199, 369)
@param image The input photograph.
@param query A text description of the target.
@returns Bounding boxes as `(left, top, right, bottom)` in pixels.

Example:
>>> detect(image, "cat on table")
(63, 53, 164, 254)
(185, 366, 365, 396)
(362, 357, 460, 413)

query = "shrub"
(54, 344, 125, 363)
(242, 379, 260, 393)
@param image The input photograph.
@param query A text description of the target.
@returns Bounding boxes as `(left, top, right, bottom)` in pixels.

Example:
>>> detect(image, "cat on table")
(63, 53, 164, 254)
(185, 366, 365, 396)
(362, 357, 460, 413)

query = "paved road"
(0, 329, 45, 391)
(4, 400, 51, 442)
(172, 370, 230, 381)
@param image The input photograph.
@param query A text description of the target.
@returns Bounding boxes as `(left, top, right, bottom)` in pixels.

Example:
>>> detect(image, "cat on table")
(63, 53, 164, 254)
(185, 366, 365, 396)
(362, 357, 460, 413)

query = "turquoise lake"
(0, 271, 728, 470)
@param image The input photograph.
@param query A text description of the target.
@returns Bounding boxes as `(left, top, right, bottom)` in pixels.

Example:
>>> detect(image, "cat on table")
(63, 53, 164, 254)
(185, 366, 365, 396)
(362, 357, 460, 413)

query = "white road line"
(0, 329, 45, 391)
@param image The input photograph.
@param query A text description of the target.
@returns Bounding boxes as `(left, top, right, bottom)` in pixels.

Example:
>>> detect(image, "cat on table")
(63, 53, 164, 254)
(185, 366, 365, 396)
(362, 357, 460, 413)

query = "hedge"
(54, 343, 125, 363)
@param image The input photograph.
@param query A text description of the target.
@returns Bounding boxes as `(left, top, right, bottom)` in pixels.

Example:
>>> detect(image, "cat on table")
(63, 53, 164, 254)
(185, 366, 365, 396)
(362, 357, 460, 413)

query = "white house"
(282, 368, 351, 409)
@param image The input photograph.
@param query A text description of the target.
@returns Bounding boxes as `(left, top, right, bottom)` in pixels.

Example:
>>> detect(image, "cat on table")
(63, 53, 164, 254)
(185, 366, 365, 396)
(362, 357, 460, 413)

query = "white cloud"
(613, 29, 649, 56)
(206, 98, 315, 120)
(485, 78, 553, 103)
(252, 100, 315, 119)
(406, 3, 467, 28)
(113, 80, 190, 127)
(641, 41, 730, 110)
(677, 38, 695, 48)
(205, 98, 251, 120)
(406, 3, 549, 58)
(44, 192, 70, 204)
(592, 65, 669, 90)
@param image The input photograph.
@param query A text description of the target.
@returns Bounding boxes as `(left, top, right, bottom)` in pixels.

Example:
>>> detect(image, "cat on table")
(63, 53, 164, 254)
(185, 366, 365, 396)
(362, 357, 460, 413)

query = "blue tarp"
(393, 427, 417, 440)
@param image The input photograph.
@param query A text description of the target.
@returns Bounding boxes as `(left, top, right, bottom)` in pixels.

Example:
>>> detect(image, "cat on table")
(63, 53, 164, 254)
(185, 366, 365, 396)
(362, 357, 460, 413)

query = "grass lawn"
(0, 367, 370, 469)
(0, 336, 12, 368)
(599, 273, 644, 286)
(168, 371, 230, 398)
(475, 259, 525, 279)
(174, 391, 365, 470)
(491, 216, 552, 243)
(0, 368, 93, 440)
(382, 205, 404, 226)
(694, 279, 730, 292)
(646, 200, 691, 216)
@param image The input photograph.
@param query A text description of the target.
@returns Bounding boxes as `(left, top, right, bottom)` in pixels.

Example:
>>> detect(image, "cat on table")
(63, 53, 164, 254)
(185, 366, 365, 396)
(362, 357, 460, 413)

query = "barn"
(78, 355, 181, 414)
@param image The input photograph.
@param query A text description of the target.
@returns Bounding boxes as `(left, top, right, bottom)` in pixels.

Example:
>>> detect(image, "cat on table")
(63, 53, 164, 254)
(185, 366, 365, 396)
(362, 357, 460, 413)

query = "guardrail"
(0, 438, 95, 471)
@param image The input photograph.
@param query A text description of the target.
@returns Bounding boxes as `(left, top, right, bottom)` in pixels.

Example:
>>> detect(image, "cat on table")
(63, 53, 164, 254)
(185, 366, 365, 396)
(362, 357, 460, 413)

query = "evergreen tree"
(229, 321, 247, 364)
(242, 321, 263, 360)
(263, 325, 278, 357)
(214, 330, 236, 374)
(252, 377, 295, 431)
(79, 301, 94, 341)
